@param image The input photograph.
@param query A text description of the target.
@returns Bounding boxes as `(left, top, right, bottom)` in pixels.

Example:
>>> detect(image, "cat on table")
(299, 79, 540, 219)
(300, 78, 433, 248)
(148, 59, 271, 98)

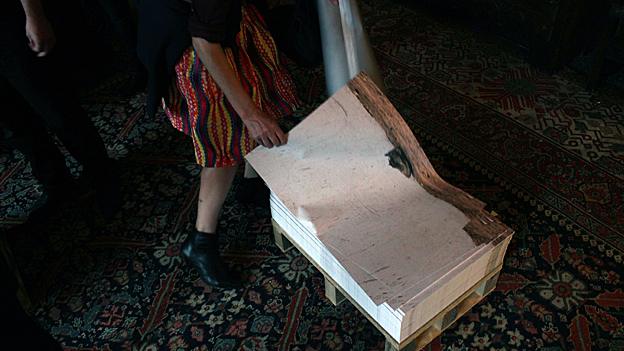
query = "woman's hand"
(25, 15, 55, 57)
(191, 38, 288, 148)
(243, 109, 288, 148)
(20, 0, 56, 57)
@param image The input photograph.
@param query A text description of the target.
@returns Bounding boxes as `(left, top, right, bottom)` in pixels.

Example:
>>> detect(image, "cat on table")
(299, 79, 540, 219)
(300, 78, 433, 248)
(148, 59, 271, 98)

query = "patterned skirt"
(163, 4, 300, 167)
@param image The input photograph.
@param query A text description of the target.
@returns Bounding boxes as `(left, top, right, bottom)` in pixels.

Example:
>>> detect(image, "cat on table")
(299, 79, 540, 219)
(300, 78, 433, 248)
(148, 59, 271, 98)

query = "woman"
(137, 0, 299, 288)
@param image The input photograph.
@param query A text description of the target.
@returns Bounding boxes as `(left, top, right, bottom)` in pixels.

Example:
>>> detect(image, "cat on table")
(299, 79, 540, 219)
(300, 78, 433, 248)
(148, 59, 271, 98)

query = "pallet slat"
(325, 277, 347, 306)
(272, 220, 504, 351)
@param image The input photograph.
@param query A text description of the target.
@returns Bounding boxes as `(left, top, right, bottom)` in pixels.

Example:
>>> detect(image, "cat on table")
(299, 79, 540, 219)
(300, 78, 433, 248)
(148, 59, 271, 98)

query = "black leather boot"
(26, 176, 92, 227)
(181, 231, 239, 288)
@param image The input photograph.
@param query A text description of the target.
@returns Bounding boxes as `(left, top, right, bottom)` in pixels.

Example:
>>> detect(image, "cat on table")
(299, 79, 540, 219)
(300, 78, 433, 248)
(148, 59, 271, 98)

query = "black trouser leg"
(97, 0, 138, 54)
(0, 256, 63, 351)
(0, 39, 111, 184)
(0, 79, 71, 192)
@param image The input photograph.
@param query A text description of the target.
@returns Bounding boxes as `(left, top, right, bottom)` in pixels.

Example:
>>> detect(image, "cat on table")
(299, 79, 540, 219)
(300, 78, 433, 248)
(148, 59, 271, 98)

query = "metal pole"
(338, 0, 385, 91)
(317, 0, 350, 95)
(317, 0, 385, 95)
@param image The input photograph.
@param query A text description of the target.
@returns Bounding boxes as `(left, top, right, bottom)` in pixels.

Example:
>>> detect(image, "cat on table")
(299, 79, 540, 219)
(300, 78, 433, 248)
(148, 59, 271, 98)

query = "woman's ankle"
(195, 227, 217, 235)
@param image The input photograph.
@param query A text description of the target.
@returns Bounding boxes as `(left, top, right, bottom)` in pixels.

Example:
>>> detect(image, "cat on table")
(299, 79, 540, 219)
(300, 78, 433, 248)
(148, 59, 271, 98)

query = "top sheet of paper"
(246, 83, 483, 308)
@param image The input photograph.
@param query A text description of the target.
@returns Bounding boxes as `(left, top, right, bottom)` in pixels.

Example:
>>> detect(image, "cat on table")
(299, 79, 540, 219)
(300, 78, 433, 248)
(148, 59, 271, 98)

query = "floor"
(1, 0, 623, 350)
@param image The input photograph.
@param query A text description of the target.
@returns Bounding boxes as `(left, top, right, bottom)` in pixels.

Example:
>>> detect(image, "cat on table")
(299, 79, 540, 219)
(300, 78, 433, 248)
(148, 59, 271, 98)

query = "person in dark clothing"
(0, 254, 63, 350)
(0, 0, 121, 222)
(96, 0, 147, 94)
(137, 0, 299, 288)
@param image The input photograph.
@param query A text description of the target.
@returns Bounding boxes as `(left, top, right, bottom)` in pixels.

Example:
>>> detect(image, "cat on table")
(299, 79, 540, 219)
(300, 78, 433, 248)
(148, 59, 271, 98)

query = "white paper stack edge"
(246, 76, 513, 344)
(269, 191, 405, 339)
(270, 190, 508, 342)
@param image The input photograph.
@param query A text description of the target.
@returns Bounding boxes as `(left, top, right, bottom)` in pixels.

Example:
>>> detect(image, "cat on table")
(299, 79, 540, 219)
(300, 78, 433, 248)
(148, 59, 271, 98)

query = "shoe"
(181, 230, 240, 288)
(10, 176, 93, 245)
(26, 177, 93, 227)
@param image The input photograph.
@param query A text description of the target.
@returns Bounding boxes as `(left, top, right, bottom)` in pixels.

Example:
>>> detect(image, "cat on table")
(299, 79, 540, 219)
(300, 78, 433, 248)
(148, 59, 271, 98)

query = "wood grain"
(347, 73, 513, 245)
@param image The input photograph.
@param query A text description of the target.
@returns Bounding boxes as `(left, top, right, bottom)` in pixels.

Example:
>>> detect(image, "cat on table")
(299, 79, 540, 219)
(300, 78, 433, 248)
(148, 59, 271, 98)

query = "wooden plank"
(272, 219, 293, 252)
(324, 276, 347, 305)
(393, 230, 510, 338)
(272, 219, 503, 351)
(397, 268, 502, 350)
(486, 234, 513, 273)
(385, 340, 399, 351)
(347, 73, 513, 246)
(483, 271, 500, 296)
(271, 219, 400, 346)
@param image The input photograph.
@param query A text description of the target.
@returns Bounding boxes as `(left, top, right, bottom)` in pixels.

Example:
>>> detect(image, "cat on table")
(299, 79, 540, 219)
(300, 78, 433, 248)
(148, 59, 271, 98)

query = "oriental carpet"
(1, 0, 622, 350)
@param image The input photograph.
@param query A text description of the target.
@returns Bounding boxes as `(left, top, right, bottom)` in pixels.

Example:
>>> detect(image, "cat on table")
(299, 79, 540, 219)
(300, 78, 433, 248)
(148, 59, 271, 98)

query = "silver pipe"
(338, 0, 385, 91)
(317, 0, 350, 95)
(317, 0, 385, 95)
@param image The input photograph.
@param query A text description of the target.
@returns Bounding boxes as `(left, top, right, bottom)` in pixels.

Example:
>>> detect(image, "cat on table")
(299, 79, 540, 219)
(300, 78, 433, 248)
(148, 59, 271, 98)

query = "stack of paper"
(246, 74, 513, 343)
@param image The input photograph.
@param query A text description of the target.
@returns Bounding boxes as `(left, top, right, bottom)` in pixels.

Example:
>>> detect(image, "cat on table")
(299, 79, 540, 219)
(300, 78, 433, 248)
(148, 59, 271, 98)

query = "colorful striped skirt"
(163, 4, 299, 167)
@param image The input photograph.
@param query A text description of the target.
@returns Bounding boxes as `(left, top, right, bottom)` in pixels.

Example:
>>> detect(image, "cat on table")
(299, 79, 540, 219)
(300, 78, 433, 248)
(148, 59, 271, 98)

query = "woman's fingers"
(269, 126, 289, 147)
(260, 136, 274, 148)
(257, 131, 285, 149)
(27, 34, 39, 53)
(267, 120, 287, 146)
(25, 20, 56, 57)
(248, 115, 289, 148)
(275, 129, 287, 146)
(267, 133, 281, 148)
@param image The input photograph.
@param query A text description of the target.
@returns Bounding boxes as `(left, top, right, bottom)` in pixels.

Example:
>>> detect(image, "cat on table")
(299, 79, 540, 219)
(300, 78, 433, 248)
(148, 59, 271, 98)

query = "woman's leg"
(182, 164, 240, 288)
(195, 165, 239, 233)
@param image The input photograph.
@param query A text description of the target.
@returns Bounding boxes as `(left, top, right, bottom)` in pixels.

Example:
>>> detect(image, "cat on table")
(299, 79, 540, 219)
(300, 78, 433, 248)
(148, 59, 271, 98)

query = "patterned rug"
(1, 0, 623, 350)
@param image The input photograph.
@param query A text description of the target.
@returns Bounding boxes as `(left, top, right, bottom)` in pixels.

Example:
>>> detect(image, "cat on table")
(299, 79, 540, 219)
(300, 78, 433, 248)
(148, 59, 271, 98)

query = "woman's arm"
(192, 36, 287, 148)
(20, 0, 56, 57)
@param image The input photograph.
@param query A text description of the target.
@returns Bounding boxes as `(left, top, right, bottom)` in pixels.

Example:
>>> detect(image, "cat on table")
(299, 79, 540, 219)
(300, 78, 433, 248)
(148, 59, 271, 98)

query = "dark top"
(188, 0, 243, 47)
(137, 0, 258, 117)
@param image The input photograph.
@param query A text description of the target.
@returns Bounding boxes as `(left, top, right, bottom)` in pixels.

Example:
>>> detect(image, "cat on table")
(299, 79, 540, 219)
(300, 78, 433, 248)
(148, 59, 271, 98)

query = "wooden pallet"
(273, 219, 502, 351)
